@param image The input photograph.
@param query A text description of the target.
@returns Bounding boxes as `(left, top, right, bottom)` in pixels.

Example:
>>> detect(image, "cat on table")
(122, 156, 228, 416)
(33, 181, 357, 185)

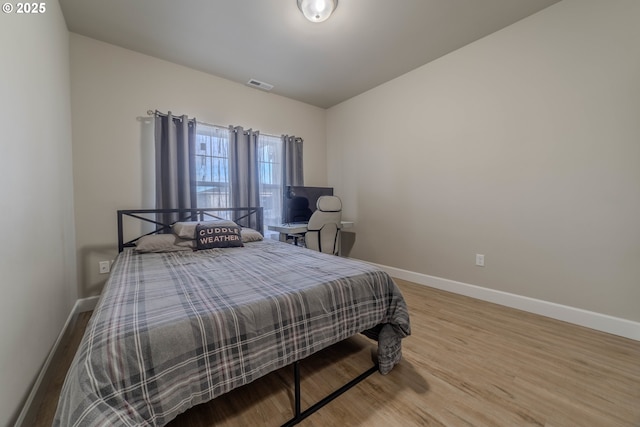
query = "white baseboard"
(14, 295, 99, 427)
(375, 263, 640, 342)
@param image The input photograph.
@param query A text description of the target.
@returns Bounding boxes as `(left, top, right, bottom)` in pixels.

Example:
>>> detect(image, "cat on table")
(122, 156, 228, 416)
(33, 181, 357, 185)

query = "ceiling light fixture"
(297, 0, 338, 23)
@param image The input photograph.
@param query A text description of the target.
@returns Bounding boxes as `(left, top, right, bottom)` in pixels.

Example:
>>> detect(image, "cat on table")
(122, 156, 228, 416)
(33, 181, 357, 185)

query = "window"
(195, 124, 230, 210)
(258, 134, 283, 229)
(194, 124, 283, 231)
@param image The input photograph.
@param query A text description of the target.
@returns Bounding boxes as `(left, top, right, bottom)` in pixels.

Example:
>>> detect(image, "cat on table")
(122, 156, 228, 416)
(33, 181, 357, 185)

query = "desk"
(268, 221, 354, 243)
(268, 224, 308, 241)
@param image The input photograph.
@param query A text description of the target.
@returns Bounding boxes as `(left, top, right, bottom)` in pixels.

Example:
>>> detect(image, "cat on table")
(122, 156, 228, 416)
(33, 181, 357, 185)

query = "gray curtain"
(155, 112, 197, 227)
(229, 126, 260, 226)
(282, 135, 304, 186)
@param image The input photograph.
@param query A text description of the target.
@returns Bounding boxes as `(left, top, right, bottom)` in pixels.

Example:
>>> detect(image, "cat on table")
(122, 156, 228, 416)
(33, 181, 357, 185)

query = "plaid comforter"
(54, 239, 411, 427)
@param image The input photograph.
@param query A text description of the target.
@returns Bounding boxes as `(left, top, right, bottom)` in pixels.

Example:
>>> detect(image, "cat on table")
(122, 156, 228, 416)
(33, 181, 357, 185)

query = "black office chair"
(288, 196, 312, 223)
(287, 196, 312, 245)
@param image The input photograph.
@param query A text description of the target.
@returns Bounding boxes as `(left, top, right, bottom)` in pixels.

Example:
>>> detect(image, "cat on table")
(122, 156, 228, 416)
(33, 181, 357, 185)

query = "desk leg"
(279, 232, 288, 243)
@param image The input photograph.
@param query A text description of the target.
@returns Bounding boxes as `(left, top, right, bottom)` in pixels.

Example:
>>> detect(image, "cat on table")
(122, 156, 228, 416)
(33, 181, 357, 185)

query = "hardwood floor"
(31, 311, 93, 427)
(35, 280, 640, 426)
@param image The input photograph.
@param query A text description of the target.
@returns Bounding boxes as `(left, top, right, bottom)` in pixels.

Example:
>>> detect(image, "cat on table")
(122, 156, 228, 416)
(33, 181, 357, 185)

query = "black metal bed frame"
(117, 207, 264, 252)
(116, 207, 379, 426)
(282, 361, 378, 427)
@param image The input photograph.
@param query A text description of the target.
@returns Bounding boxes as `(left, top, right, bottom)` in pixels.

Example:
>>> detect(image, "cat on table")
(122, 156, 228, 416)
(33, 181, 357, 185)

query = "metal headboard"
(117, 207, 264, 252)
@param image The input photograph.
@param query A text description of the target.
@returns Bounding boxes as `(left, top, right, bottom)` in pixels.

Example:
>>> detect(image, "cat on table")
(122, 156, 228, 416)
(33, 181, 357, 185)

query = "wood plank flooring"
(34, 279, 640, 426)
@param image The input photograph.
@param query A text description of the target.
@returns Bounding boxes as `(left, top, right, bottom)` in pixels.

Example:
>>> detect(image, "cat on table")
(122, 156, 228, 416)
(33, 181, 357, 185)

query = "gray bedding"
(54, 239, 411, 426)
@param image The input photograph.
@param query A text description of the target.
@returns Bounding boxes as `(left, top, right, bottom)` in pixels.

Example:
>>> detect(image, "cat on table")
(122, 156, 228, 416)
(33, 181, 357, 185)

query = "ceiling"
(60, 0, 561, 109)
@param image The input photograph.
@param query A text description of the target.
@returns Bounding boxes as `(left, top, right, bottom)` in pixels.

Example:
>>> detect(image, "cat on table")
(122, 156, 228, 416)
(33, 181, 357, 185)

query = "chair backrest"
(305, 196, 342, 255)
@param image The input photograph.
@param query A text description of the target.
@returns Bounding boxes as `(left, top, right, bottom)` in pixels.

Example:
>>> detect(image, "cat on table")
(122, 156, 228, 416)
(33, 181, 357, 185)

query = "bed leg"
(281, 362, 378, 427)
(294, 361, 301, 418)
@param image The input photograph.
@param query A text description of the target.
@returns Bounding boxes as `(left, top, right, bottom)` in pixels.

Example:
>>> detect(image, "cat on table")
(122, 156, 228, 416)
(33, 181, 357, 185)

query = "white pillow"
(241, 228, 264, 243)
(135, 234, 193, 253)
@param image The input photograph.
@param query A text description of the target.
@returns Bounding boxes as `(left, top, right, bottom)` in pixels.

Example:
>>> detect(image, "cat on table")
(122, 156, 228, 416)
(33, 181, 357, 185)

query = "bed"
(54, 208, 411, 426)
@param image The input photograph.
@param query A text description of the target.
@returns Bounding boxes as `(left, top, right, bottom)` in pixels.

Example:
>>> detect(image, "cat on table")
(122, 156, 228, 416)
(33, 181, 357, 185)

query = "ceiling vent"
(247, 79, 274, 91)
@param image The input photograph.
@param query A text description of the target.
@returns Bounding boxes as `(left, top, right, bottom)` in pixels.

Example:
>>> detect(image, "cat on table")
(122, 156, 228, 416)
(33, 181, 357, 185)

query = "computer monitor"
(283, 186, 333, 224)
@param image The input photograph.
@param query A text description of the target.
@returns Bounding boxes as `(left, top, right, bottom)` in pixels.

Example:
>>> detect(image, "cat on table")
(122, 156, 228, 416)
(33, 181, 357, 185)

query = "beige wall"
(70, 34, 328, 297)
(327, 0, 640, 322)
(0, 1, 76, 424)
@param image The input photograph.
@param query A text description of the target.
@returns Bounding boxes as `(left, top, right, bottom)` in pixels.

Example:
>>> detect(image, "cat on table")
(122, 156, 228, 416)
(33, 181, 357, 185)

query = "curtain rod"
(147, 110, 282, 139)
(148, 110, 195, 123)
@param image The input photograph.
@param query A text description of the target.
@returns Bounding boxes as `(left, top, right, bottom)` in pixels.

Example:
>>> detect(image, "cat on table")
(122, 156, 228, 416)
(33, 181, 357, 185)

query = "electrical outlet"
(475, 254, 485, 267)
(99, 260, 111, 274)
